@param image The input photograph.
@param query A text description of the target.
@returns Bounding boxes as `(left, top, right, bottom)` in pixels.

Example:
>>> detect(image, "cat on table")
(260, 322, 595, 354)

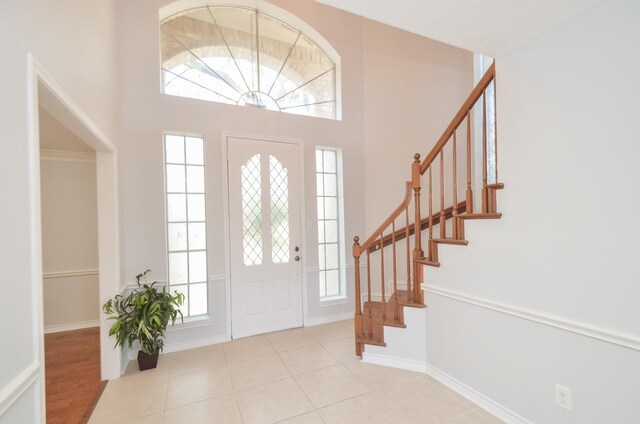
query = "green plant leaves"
(101, 270, 184, 354)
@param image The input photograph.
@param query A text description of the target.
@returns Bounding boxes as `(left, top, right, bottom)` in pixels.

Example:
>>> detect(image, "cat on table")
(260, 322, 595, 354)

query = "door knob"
(294, 256, 300, 261)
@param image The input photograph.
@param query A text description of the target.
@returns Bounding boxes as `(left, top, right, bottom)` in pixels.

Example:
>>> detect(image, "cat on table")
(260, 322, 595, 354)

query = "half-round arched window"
(161, 4, 340, 120)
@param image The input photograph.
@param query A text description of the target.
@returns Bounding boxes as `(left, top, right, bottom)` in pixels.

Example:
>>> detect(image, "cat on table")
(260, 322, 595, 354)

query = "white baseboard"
(362, 352, 532, 424)
(305, 311, 353, 327)
(423, 362, 533, 424)
(44, 319, 99, 334)
(362, 352, 428, 373)
(126, 334, 231, 360)
(0, 361, 41, 416)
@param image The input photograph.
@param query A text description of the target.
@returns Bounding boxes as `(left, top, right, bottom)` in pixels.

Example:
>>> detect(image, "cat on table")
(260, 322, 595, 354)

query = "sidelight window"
(164, 134, 208, 317)
(316, 148, 345, 299)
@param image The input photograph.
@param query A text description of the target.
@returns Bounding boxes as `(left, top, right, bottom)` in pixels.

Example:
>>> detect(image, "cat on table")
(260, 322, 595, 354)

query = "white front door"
(227, 136, 303, 338)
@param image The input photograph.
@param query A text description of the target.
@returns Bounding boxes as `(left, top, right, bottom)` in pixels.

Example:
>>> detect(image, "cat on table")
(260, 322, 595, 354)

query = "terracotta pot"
(137, 350, 159, 371)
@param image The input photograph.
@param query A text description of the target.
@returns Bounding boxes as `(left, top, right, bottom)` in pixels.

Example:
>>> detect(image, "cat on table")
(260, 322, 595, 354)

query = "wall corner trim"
(0, 361, 41, 416)
(423, 285, 640, 352)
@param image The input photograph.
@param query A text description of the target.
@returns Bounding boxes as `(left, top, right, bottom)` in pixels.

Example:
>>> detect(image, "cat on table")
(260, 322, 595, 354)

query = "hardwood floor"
(45, 327, 106, 424)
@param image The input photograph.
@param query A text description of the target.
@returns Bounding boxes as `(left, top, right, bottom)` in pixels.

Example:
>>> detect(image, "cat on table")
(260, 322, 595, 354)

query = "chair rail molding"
(0, 361, 41, 416)
(43, 268, 99, 280)
(423, 284, 640, 351)
(40, 149, 96, 163)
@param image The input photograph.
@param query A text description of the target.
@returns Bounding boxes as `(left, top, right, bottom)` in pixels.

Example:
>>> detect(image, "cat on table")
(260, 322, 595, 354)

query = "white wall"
(40, 159, 99, 331)
(362, 20, 472, 232)
(116, 0, 364, 343)
(0, 0, 119, 420)
(420, 0, 640, 422)
(116, 0, 471, 348)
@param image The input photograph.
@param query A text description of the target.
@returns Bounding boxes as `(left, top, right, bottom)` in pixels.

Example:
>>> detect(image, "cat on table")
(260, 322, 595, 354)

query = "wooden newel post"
(353, 236, 364, 356)
(411, 154, 424, 303)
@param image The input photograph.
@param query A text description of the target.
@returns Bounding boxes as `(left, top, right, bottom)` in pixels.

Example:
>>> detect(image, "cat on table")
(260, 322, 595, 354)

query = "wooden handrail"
(355, 181, 413, 254)
(367, 201, 467, 254)
(420, 62, 495, 174)
(353, 61, 499, 356)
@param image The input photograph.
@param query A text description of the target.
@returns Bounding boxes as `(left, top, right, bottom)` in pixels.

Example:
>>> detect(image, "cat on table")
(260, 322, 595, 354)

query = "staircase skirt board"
(355, 205, 503, 354)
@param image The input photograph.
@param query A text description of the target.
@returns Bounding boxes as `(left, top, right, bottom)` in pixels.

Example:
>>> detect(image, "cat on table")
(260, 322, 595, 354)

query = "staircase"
(353, 63, 503, 356)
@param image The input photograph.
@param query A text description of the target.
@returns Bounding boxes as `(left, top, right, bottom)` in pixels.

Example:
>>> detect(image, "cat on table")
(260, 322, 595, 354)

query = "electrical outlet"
(555, 383, 572, 411)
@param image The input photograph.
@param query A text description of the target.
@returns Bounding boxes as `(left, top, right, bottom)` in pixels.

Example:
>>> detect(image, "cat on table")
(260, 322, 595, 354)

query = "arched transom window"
(161, 5, 339, 119)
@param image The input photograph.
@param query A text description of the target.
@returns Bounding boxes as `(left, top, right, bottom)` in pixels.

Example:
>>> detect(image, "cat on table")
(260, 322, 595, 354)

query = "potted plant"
(102, 270, 184, 371)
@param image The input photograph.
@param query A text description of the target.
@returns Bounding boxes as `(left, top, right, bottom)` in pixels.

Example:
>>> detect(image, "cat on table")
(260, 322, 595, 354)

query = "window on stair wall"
(160, 4, 341, 120)
(473, 54, 497, 207)
(164, 133, 209, 317)
(315, 147, 346, 300)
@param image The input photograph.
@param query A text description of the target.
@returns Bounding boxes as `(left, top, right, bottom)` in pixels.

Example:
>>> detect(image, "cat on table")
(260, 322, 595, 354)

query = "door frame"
(26, 54, 122, 420)
(221, 131, 307, 339)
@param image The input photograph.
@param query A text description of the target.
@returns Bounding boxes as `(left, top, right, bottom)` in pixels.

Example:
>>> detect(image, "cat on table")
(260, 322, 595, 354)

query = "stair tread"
(365, 297, 406, 328)
(431, 238, 469, 245)
(375, 318, 406, 328)
(416, 257, 440, 267)
(459, 213, 502, 219)
(356, 335, 386, 347)
(358, 288, 427, 354)
(398, 300, 427, 308)
(395, 290, 427, 308)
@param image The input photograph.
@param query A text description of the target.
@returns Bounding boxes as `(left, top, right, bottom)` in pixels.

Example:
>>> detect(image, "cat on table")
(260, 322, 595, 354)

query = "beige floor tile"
(279, 345, 339, 375)
(445, 408, 504, 423)
(305, 320, 354, 343)
(164, 344, 227, 376)
(228, 353, 291, 390)
(164, 394, 243, 424)
(295, 364, 369, 408)
(165, 366, 234, 410)
(91, 319, 491, 424)
(319, 375, 476, 424)
(279, 411, 326, 424)
(223, 335, 276, 364)
(89, 379, 167, 422)
(236, 378, 314, 424)
(122, 356, 172, 375)
(373, 377, 476, 423)
(344, 359, 421, 389)
(104, 364, 169, 393)
(318, 391, 393, 424)
(422, 375, 477, 410)
(322, 337, 358, 363)
(266, 328, 319, 352)
(125, 412, 165, 423)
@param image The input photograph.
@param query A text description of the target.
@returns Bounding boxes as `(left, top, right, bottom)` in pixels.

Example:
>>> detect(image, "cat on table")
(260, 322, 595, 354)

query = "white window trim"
(163, 132, 210, 319)
(159, 0, 342, 120)
(316, 146, 347, 302)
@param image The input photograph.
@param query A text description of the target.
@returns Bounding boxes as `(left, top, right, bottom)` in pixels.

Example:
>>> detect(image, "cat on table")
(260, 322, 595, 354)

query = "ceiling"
(314, 0, 604, 57)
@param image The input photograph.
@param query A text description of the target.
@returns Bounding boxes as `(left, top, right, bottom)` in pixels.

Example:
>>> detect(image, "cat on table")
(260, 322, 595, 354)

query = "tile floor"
(89, 319, 503, 424)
